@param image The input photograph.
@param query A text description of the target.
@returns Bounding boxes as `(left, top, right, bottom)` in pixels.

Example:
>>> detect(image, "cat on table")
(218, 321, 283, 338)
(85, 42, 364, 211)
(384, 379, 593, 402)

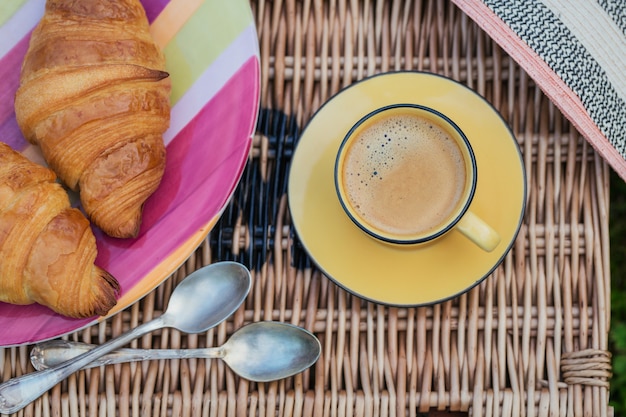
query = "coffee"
(340, 110, 467, 237)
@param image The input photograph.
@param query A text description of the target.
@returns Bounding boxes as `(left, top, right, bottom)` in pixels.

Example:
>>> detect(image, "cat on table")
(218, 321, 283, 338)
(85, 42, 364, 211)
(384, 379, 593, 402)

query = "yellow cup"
(334, 104, 500, 252)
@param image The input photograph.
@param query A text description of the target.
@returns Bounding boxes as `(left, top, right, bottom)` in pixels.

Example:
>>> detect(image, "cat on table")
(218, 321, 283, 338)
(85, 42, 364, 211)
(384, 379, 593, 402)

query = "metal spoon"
(0, 261, 252, 414)
(31, 321, 321, 382)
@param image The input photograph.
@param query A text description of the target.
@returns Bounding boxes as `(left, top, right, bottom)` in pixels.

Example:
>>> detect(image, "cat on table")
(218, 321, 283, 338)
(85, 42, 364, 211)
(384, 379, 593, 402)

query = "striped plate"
(0, 0, 260, 346)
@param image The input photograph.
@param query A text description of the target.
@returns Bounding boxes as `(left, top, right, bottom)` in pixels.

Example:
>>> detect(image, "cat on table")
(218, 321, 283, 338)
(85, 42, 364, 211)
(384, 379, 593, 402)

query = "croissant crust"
(0, 142, 119, 318)
(14, 0, 171, 238)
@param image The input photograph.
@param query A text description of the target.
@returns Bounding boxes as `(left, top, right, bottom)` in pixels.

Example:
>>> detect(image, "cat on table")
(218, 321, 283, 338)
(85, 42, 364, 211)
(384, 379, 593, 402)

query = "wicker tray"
(0, 1, 612, 415)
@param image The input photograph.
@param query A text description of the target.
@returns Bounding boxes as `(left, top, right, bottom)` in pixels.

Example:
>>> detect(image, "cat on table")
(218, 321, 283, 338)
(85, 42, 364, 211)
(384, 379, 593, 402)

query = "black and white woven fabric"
(453, 0, 626, 179)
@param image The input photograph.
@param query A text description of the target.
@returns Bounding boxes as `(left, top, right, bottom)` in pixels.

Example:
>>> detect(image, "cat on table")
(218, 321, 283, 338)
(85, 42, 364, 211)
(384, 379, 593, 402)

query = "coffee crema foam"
(342, 112, 467, 237)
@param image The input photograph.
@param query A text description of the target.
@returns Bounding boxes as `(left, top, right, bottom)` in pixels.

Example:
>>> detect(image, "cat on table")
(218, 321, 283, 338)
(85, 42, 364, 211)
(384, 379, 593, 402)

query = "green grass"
(610, 170, 626, 413)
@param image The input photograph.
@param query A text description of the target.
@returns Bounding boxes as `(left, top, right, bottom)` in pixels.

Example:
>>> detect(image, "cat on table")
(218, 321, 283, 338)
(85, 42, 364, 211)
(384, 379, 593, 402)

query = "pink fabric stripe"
(450, 0, 626, 180)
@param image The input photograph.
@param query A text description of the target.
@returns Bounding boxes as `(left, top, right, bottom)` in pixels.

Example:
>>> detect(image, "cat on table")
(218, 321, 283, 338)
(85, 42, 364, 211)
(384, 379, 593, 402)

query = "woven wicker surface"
(0, 0, 613, 416)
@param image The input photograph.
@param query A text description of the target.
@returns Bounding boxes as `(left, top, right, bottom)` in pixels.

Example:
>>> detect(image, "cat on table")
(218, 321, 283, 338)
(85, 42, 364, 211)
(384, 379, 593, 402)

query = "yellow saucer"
(288, 72, 526, 306)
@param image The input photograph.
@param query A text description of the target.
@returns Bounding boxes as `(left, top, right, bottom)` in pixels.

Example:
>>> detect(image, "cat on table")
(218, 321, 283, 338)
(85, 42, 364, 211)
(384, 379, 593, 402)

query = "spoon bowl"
(163, 261, 252, 332)
(31, 321, 321, 382)
(0, 261, 252, 414)
(223, 321, 321, 382)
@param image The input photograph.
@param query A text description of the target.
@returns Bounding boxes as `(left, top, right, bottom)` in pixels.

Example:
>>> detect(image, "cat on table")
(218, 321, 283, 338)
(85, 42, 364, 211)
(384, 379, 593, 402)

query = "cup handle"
(454, 210, 501, 252)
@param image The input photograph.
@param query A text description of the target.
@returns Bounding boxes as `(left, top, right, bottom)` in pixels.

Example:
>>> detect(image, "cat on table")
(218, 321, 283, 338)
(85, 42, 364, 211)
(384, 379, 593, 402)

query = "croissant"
(14, 0, 171, 239)
(0, 142, 120, 318)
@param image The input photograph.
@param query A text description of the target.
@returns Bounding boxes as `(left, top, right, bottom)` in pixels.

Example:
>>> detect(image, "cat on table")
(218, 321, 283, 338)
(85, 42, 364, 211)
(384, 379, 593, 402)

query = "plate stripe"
(149, 0, 204, 48)
(0, 37, 29, 151)
(165, 23, 258, 144)
(140, 0, 170, 23)
(0, 0, 31, 26)
(163, 0, 255, 104)
(0, 0, 42, 57)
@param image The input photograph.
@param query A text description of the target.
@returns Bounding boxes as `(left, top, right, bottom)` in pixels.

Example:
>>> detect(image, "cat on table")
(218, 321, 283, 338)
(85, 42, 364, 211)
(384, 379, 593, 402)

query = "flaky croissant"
(14, 0, 171, 238)
(0, 142, 119, 318)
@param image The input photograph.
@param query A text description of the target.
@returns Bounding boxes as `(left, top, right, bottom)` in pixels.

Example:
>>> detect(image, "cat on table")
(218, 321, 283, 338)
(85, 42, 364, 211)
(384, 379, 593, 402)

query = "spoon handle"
(31, 340, 224, 370)
(0, 318, 163, 414)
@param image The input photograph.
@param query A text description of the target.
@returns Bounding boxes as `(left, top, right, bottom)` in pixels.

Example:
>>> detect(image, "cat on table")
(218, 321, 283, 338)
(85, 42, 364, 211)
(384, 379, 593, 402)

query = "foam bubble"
(341, 112, 466, 237)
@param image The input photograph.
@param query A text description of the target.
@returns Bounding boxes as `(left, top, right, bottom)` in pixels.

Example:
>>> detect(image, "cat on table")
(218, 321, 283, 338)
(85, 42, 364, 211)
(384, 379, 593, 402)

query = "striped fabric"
(452, 0, 626, 179)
